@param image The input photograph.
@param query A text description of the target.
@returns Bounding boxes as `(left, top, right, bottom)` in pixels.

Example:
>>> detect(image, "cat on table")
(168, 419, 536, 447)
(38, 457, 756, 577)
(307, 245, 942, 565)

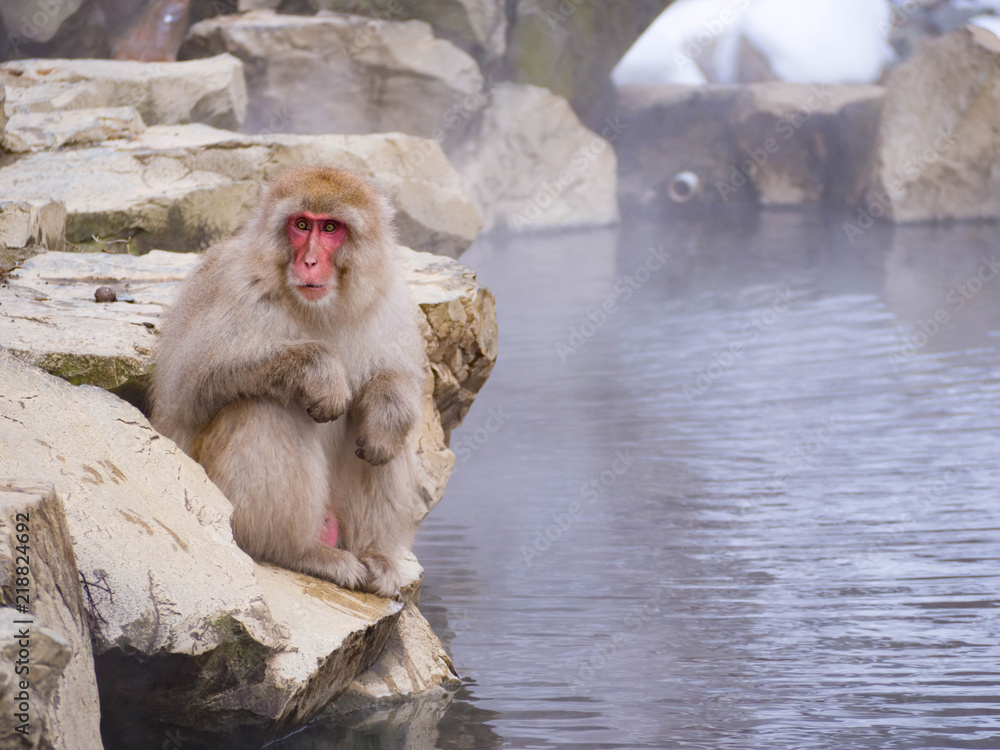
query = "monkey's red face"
(286, 212, 348, 301)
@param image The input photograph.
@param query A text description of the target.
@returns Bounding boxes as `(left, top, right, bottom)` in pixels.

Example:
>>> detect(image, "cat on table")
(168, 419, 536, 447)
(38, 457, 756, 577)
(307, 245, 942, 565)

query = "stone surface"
(0, 198, 67, 274)
(329, 602, 459, 716)
(731, 83, 884, 206)
(0, 247, 495, 507)
(2, 106, 146, 153)
(615, 82, 884, 210)
(0, 483, 104, 750)
(0, 126, 482, 257)
(869, 26, 1000, 222)
(180, 11, 484, 142)
(402, 250, 498, 446)
(453, 82, 620, 232)
(0, 55, 248, 131)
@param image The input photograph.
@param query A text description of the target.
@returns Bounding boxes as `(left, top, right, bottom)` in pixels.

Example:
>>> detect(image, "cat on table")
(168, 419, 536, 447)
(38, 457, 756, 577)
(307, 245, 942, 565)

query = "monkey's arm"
(192, 340, 352, 427)
(350, 370, 421, 466)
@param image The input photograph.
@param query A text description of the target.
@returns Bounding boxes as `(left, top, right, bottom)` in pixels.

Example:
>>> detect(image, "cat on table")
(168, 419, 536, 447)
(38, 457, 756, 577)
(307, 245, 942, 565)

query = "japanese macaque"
(150, 167, 426, 597)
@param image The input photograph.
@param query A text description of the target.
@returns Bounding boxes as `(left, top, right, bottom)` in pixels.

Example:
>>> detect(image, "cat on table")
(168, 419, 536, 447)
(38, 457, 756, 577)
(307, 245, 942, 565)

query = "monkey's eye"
(322, 221, 338, 233)
(295, 218, 309, 232)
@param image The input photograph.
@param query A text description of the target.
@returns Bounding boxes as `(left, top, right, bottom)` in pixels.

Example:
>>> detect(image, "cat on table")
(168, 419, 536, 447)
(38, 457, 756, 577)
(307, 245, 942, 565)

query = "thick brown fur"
(150, 167, 426, 596)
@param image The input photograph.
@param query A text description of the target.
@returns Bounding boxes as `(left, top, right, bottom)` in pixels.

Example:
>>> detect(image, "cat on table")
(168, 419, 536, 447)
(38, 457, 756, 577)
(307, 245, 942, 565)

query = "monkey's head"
(252, 166, 396, 307)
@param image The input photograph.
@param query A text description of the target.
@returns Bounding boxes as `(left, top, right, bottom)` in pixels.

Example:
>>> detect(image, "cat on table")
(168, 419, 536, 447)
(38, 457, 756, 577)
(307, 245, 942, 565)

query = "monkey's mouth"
(297, 283, 330, 301)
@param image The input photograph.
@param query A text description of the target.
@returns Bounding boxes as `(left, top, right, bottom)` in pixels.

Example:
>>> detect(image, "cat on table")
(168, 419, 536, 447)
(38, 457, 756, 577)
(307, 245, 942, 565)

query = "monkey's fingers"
(355, 437, 391, 466)
(359, 553, 403, 597)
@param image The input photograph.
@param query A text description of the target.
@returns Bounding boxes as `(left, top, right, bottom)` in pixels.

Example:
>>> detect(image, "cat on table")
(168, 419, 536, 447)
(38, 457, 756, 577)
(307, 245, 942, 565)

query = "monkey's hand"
(351, 372, 417, 466)
(359, 552, 404, 597)
(297, 349, 352, 423)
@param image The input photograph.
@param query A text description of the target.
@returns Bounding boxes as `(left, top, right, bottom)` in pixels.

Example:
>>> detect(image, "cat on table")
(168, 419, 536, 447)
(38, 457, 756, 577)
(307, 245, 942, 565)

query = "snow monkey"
(150, 167, 426, 597)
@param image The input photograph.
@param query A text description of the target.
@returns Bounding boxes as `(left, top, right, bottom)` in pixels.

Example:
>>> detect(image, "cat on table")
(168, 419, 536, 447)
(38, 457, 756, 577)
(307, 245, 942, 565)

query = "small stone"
(94, 286, 117, 303)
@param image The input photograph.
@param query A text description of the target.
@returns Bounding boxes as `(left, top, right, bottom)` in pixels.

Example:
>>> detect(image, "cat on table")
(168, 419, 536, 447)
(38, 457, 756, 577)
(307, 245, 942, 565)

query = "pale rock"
(181, 11, 484, 142)
(0, 55, 248, 130)
(869, 26, 1000, 222)
(453, 82, 620, 232)
(2, 106, 146, 153)
(0, 198, 67, 274)
(0, 483, 103, 750)
(330, 602, 459, 716)
(0, 126, 482, 257)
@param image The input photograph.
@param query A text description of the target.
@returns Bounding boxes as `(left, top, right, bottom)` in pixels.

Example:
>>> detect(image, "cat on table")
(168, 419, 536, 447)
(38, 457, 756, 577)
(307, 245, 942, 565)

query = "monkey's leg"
(192, 399, 369, 590)
(330, 438, 421, 597)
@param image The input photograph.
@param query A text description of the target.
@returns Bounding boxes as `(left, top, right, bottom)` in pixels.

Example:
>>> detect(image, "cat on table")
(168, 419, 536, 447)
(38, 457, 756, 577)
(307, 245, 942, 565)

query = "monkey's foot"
(300, 545, 369, 590)
(359, 553, 403, 597)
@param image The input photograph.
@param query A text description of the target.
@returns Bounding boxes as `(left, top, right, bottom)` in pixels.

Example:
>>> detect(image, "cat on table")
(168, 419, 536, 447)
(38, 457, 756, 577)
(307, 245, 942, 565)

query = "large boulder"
(453, 82, 620, 232)
(0, 55, 248, 130)
(868, 26, 1000, 223)
(180, 11, 484, 142)
(0, 483, 104, 750)
(0, 126, 483, 257)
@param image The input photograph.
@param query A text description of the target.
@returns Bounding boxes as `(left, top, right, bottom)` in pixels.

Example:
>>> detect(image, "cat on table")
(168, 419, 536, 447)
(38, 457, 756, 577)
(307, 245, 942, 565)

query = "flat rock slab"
(0, 125, 483, 258)
(0, 55, 248, 130)
(2, 106, 145, 153)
